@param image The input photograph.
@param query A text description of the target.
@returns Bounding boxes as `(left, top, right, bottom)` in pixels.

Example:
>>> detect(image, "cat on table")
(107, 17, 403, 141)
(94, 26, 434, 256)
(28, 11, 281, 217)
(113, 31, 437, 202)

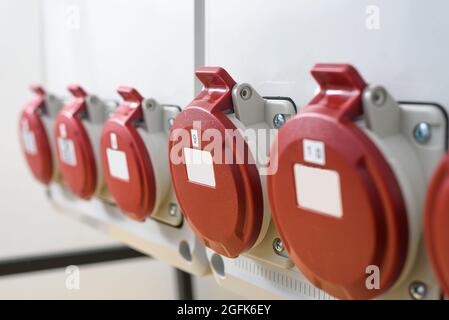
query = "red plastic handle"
(27, 85, 46, 114)
(190, 66, 237, 113)
(68, 84, 88, 98)
(117, 86, 144, 104)
(30, 84, 45, 97)
(308, 64, 367, 119)
(64, 84, 88, 117)
(114, 86, 144, 125)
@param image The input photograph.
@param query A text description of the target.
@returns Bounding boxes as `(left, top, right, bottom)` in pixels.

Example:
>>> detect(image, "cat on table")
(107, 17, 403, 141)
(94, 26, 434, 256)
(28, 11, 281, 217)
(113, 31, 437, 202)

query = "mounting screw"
(168, 203, 178, 217)
(413, 122, 431, 144)
(273, 238, 284, 254)
(239, 86, 252, 100)
(409, 281, 427, 300)
(89, 95, 99, 105)
(143, 99, 154, 110)
(273, 114, 286, 129)
(168, 118, 174, 129)
(371, 87, 387, 106)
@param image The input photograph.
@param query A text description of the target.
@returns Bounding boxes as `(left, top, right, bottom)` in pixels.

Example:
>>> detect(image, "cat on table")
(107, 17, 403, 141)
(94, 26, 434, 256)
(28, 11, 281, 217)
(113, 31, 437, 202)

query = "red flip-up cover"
(19, 85, 53, 184)
(267, 64, 408, 299)
(54, 85, 97, 199)
(100, 87, 156, 221)
(168, 67, 263, 258)
(425, 154, 449, 296)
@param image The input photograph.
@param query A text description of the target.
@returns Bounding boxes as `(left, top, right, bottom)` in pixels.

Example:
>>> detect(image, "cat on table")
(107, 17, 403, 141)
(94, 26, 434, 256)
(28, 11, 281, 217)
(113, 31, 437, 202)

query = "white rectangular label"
(191, 129, 200, 148)
(22, 128, 37, 155)
(183, 147, 216, 188)
(106, 148, 130, 181)
(57, 137, 77, 166)
(303, 139, 325, 165)
(294, 164, 343, 218)
(110, 132, 118, 150)
(59, 123, 67, 138)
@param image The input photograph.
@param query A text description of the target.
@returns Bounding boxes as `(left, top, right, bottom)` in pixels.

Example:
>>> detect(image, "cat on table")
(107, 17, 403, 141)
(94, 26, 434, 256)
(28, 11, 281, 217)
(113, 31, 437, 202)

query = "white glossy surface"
(206, 0, 449, 113)
(42, 0, 197, 105)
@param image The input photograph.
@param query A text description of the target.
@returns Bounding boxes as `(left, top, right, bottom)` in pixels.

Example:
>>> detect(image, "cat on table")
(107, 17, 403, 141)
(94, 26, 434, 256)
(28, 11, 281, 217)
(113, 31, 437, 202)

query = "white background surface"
(205, 0, 449, 111)
(42, 0, 197, 106)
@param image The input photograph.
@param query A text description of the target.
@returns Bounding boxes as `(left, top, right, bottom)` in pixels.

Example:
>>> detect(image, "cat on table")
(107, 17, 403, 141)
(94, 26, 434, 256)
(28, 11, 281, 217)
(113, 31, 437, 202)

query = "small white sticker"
(59, 123, 67, 138)
(58, 137, 77, 166)
(191, 129, 200, 148)
(21, 120, 37, 155)
(110, 132, 118, 150)
(294, 164, 343, 218)
(303, 139, 325, 165)
(106, 148, 129, 181)
(184, 147, 215, 188)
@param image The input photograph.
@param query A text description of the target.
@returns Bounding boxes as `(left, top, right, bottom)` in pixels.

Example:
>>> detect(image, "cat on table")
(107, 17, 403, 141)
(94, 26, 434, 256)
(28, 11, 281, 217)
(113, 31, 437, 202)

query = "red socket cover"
(267, 64, 408, 299)
(54, 85, 97, 199)
(19, 85, 53, 184)
(168, 67, 263, 258)
(425, 154, 449, 296)
(100, 87, 156, 221)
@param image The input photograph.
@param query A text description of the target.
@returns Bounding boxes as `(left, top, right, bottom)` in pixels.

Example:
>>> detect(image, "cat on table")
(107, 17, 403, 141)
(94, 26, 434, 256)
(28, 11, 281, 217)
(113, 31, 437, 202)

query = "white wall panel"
(205, 0, 449, 111)
(0, 0, 118, 259)
(42, 0, 197, 105)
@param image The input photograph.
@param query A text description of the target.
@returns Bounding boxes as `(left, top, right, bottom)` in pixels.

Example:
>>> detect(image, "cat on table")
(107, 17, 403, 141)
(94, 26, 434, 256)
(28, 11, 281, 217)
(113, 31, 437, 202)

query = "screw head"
(409, 281, 427, 300)
(414, 122, 431, 144)
(273, 238, 284, 254)
(168, 203, 178, 217)
(168, 118, 174, 129)
(371, 87, 387, 106)
(273, 114, 286, 129)
(143, 99, 154, 109)
(239, 86, 252, 100)
(89, 96, 99, 105)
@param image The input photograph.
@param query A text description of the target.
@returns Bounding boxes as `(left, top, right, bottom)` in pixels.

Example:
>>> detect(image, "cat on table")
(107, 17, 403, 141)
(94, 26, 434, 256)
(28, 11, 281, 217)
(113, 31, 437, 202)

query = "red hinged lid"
(54, 85, 97, 199)
(267, 64, 408, 299)
(100, 87, 156, 221)
(425, 154, 449, 296)
(168, 67, 263, 258)
(19, 85, 53, 184)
